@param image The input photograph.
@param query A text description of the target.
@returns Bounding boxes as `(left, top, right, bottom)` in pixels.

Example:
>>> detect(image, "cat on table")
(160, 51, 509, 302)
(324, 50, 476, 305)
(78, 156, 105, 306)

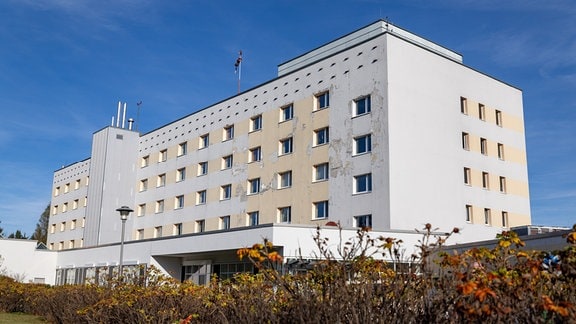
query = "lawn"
(0, 312, 46, 323)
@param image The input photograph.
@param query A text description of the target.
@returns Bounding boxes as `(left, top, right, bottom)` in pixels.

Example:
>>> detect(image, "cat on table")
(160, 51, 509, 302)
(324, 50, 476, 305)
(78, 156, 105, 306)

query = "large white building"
(42, 20, 530, 285)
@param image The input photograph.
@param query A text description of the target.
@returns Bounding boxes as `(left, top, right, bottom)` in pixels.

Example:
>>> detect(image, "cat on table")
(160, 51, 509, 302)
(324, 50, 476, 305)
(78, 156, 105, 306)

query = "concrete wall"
(0, 239, 57, 284)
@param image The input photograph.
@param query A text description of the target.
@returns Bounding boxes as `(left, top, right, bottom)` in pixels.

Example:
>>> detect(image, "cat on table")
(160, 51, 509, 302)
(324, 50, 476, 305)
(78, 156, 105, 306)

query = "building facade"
(46, 20, 531, 284)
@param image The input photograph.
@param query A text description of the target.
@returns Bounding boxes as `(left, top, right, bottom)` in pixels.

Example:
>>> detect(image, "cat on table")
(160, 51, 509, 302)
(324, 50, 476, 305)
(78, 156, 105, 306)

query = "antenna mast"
(234, 50, 243, 94)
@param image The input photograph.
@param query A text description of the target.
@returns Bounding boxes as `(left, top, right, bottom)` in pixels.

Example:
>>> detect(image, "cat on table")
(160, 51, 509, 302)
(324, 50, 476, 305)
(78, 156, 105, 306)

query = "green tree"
(8, 230, 28, 239)
(31, 204, 50, 244)
(0, 220, 4, 238)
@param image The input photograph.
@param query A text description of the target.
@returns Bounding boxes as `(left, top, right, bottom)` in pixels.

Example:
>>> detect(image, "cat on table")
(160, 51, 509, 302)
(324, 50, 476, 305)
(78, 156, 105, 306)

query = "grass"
(0, 312, 46, 323)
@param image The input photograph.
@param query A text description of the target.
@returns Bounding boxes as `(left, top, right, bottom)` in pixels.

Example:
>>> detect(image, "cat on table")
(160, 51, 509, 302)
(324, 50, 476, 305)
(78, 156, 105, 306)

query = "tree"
(0, 220, 4, 238)
(8, 230, 28, 239)
(31, 204, 50, 244)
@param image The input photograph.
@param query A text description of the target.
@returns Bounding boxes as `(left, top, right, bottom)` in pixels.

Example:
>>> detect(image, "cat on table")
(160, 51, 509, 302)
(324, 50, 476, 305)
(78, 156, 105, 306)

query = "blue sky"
(0, 0, 574, 236)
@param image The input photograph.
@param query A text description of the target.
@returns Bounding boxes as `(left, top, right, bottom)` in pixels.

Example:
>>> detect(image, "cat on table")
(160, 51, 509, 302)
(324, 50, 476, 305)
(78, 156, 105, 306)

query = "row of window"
(52, 197, 88, 215)
(465, 205, 508, 227)
(54, 177, 89, 197)
(50, 218, 85, 234)
(463, 168, 508, 193)
(50, 239, 84, 251)
(460, 97, 503, 127)
(462, 132, 505, 160)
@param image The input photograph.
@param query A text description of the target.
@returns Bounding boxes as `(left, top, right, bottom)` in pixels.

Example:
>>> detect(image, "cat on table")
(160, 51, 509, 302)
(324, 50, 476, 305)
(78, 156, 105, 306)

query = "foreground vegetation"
(1, 224, 575, 323)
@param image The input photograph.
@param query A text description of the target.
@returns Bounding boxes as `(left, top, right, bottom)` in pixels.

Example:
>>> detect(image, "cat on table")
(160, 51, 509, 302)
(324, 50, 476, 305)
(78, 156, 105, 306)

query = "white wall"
(0, 239, 57, 284)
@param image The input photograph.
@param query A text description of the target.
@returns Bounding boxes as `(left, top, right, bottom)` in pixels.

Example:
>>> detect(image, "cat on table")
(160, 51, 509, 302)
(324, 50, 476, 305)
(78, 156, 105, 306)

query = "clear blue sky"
(0, 0, 574, 236)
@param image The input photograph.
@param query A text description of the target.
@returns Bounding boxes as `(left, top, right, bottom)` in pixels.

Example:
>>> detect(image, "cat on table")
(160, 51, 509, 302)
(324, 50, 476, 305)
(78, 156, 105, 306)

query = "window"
(71, 219, 77, 230)
(279, 207, 291, 223)
(355, 215, 372, 228)
(354, 173, 372, 193)
(50, 224, 56, 234)
(141, 155, 150, 168)
(220, 216, 230, 230)
(222, 155, 233, 169)
(198, 161, 208, 176)
(84, 197, 88, 207)
(248, 178, 261, 194)
(139, 179, 148, 192)
(498, 143, 505, 160)
(248, 211, 259, 226)
(199, 134, 209, 149)
(460, 97, 468, 115)
(157, 174, 166, 187)
(196, 190, 207, 205)
(479, 104, 485, 121)
(154, 226, 162, 238)
(155, 200, 164, 213)
(496, 110, 502, 126)
(314, 163, 329, 181)
(178, 142, 188, 156)
(69, 240, 75, 249)
(354, 95, 371, 116)
(279, 137, 293, 155)
(52, 205, 58, 215)
(499, 176, 507, 193)
(85, 176, 89, 186)
(223, 125, 234, 141)
(54, 187, 60, 197)
(314, 127, 329, 146)
(466, 205, 473, 223)
(316, 92, 330, 110)
(501, 211, 508, 228)
(221, 184, 232, 200)
(175, 195, 184, 209)
(137, 229, 144, 240)
(482, 172, 489, 189)
(177, 168, 186, 182)
(159, 149, 167, 162)
(249, 146, 262, 162)
(484, 208, 491, 225)
(250, 115, 262, 132)
(314, 201, 329, 219)
(280, 104, 293, 122)
(64, 183, 70, 193)
(480, 138, 487, 155)
(62, 202, 68, 213)
(354, 134, 372, 155)
(73, 199, 78, 210)
(196, 220, 205, 233)
(74, 179, 80, 190)
(138, 204, 146, 216)
(81, 217, 85, 228)
(60, 222, 66, 232)
(462, 132, 469, 150)
(174, 223, 182, 236)
(464, 167, 471, 185)
(279, 171, 292, 188)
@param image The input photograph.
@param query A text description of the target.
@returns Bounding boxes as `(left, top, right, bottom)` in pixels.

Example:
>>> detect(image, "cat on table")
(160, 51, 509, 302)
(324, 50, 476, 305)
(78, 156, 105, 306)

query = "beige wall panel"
(502, 111, 525, 133)
(506, 179, 530, 197)
(505, 145, 527, 165)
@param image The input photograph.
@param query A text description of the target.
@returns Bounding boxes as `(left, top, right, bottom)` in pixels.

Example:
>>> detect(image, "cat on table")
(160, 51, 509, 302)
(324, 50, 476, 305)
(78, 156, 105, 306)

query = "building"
(44, 20, 531, 285)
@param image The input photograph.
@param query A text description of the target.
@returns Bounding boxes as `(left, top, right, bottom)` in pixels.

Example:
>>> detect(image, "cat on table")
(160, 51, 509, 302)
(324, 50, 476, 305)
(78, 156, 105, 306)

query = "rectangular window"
(73, 199, 79, 210)
(354, 134, 372, 155)
(196, 220, 205, 233)
(279, 137, 293, 155)
(499, 176, 507, 193)
(222, 155, 233, 169)
(501, 211, 508, 228)
(62, 202, 68, 213)
(248, 178, 261, 194)
(50, 224, 56, 234)
(479, 104, 485, 121)
(157, 173, 166, 187)
(220, 216, 230, 230)
(64, 183, 70, 193)
(464, 167, 471, 185)
(139, 179, 148, 192)
(460, 97, 468, 115)
(196, 190, 207, 205)
(221, 184, 232, 200)
(154, 226, 162, 238)
(316, 92, 330, 110)
(279, 171, 292, 189)
(159, 149, 167, 162)
(480, 138, 487, 155)
(84, 197, 88, 207)
(199, 134, 209, 149)
(60, 222, 66, 232)
(497, 143, 505, 160)
(174, 223, 182, 236)
(250, 115, 262, 131)
(137, 229, 144, 240)
(466, 205, 472, 222)
(484, 208, 491, 225)
(53, 205, 58, 215)
(138, 203, 146, 216)
(355, 214, 372, 228)
(354, 95, 371, 116)
(74, 179, 80, 190)
(177, 168, 186, 182)
(249, 146, 262, 162)
(223, 125, 234, 141)
(247, 211, 259, 227)
(69, 240, 75, 249)
(482, 172, 489, 189)
(155, 200, 164, 213)
(175, 195, 184, 209)
(314, 127, 329, 146)
(178, 142, 188, 156)
(354, 173, 373, 193)
(279, 207, 291, 223)
(141, 155, 149, 168)
(314, 163, 329, 181)
(462, 132, 469, 150)
(280, 104, 293, 122)
(198, 161, 208, 176)
(54, 187, 60, 197)
(314, 201, 329, 219)
(496, 110, 502, 127)
(71, 219, 76, 230)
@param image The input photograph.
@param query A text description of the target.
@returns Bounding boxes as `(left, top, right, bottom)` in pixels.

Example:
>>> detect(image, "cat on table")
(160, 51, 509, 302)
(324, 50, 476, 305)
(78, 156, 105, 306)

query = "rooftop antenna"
(136, 101, 142, 131)
(234, 50, 243, 94)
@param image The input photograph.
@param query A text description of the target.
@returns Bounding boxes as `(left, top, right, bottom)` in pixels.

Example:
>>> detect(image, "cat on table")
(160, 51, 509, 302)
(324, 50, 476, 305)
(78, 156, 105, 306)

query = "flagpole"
(238, 60, 241, 94)
(235, 50, 242, 94)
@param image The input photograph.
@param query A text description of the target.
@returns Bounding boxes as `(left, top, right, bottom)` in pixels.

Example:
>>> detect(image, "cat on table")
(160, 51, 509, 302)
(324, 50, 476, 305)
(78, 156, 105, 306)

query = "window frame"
(479, 103, 486, 121)
(248, 211, 259, 226)
(464, 167, 471, 185)
(353, 134, 372, 155)
(315, 92, 330, 110)
(249, 146, 262, 162)
(279, 171, 292, 189)
(462, 132, 470, 150)
(354, 214, 372, 228)
(314, 127, 329, 146)
(280, 104, 294, 122)
(482, 172, 489, 189)
(159, 149, 167, 162)
(460, 97, 468, 115)
(175, 195, 184, 209)
(248, 178, 261, 194)
(314, 201, 329, 219)
(221, 184, 232, 200)
(354, 173, 373, 194)
(250, 115, 262, 132)
(484, 208, 491, 225)
(314, 163, 329, 182)
(223, 125, 234, 141)
(178, 142, 188, 156)
(196, 190, 207, 205)
(497, 143, 505, 160)
(196, 220, 205, 233)
(499, 176, 507, 193)
(199, 134, 209, 149)
(222, 155, 233, 170)
(465, 205, 473, 223)
(155, 200, 164, 213)
(279, 206, 291, 223)
(354, 95, 371, 116)
(177, 168, 186, 182)
(220, 216, 231, 230)
(157, 173, 166, 187)
(480, 138, 487, 155)
(495, 110, 502, 127)
(198, 161, 208, 176)
(279, 137, 293, 155)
